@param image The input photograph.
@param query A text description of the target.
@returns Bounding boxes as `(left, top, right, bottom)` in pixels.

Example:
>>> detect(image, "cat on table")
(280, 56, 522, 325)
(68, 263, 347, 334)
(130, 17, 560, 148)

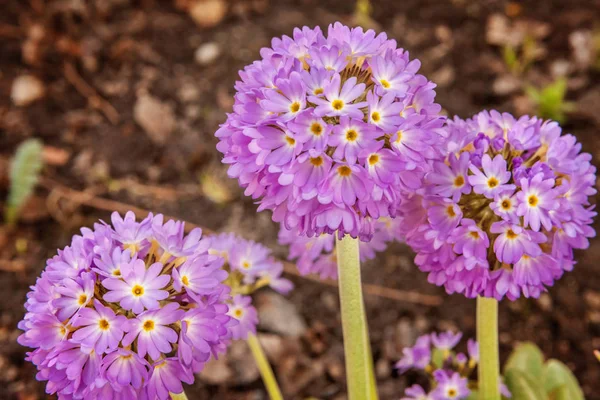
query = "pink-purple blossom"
(398, 110, 597, 300)
(18, 212, 234, 399)
(217, 23, 444, 240)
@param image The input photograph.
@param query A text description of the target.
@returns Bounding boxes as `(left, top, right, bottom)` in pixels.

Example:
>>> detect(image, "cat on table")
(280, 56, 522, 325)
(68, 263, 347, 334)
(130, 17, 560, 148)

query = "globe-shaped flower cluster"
(18, 212, 235, 400)
(203, 232, 293, 339)
(395, 331, 510, 400)
(278, 217, 402, 279)
(216, 23, 444, 240)
(399, 111, 597, 300)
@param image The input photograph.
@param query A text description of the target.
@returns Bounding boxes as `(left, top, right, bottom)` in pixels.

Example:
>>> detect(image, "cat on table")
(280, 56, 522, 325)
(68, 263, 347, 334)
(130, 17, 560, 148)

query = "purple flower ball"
(202, 232, 293, 339)
(216, 23, 444, 241)
(18, 212, 235, 400)
(398, 111, 597, 300)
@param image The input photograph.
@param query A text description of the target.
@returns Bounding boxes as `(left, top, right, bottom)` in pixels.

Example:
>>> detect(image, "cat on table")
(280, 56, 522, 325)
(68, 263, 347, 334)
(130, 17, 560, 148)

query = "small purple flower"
(262, 71, 307, 121)
(367, 91, 403, 132)
(431, 331, 463, 352)
(516, 173, 558, 231)
(330, 116, 378, 164)
(319, 163, 372, 206)
(490, 222, 545, 264)
(431, 370, 470, 400)
(102, 260, 170, 314)
(146, 358, 194, 400)
(428, 152, 471, 202)
(101, 348, 149, 390)
(71, 300, 127, 354)
(228, 295, 258, 340)
(53, 273, 95, 321)
(448, 220, 489, 262)
(468, 154, 515, 198)
(310, 74, 367, 118)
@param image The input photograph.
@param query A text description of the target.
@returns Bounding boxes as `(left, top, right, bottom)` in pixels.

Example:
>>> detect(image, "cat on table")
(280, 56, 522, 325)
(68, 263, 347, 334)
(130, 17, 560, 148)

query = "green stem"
(247, 333, 284, 400)
(477, 296, 500, 400)
(335, 234, 377, 400)
(170, 391, 189, 400)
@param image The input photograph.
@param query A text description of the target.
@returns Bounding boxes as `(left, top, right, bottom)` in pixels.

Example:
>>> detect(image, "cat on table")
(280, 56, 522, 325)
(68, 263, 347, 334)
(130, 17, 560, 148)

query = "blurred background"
(1, 0, 600, 399)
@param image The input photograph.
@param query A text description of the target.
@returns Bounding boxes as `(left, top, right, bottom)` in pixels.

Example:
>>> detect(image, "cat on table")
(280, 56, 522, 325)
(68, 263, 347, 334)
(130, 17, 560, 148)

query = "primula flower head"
(399, 111, 596, 300)
(203, 232, 293, 339)
(18, 212, 234, 400)
(396, 331, 510, 400)
(217, 23, 444, 241)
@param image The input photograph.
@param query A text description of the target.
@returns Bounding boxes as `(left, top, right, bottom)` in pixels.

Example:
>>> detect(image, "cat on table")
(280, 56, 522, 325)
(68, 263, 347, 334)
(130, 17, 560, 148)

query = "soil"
(1, 0, 600, 399)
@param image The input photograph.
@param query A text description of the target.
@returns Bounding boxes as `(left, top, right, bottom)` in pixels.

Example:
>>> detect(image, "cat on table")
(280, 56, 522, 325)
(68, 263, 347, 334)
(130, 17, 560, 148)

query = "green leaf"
(4, 139, 44, 225)
(431, 348, 446, 369)
(543, 360, 584, 400)
(504, 369, 547, 400)
(505, 342, 545, 381)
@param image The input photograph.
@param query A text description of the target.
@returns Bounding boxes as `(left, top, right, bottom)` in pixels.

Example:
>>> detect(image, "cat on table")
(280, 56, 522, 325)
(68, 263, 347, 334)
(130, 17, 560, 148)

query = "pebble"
(133, 94, 175, 145)
(255, 291, 308, 337)
(195, 42, 221, 66)
(493, 74, 522, 96)
(11, 75, 45, 106)
(189, 0, 227, 28)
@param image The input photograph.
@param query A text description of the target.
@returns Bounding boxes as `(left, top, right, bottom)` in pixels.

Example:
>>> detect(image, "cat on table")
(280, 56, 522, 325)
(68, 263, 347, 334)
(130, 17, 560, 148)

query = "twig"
(39, 178, 443, 307)
(63, 62, 120, 125)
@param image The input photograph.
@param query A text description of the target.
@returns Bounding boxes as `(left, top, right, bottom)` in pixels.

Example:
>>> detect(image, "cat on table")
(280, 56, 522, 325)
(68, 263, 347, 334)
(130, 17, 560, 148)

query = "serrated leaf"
(543, 360, 584, 400)
(504, 369, 547, 400)
(4, 139, 44, 225)
(505, 342, 545, 381)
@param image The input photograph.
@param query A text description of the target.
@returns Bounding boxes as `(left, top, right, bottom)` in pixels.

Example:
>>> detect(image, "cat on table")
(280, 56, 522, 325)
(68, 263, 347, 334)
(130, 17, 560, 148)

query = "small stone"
(537, 293, 553, 312)
(198, 355, 232, 384)
(569, 30, 594, 69)
(255, 291, 307, 337)
(11, 75, 45, 106)
(493, 74, 522, 96)
(133, 94, 175, 145)
(189, 0, 227, 28)
(376, 358, 391, 379)
(195, 42, 221, 66)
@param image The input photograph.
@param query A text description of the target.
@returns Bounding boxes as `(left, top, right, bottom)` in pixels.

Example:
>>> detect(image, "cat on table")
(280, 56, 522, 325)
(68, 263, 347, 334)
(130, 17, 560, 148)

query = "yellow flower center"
(454, 175, 465, 187)
(395, 131, 403, 143)
(181, 275, 189, 286)
(487, 177, 499, 188)
(380, 79, 391, 88)
(368, 154, 380, 166)
(143, 320, 155, 332)
(447, 388, 458, 398)
(331, 99, 344, 110)
(289, 102, 301, 113)
(285, 136, 296, 146)
(469, 231, 480, 240)
(371, 111, 381, 122)
(528, 195, 539, 207)
(345, 129, 358, 142)
(337, 166, 352, 177)
(234, 309, 244, 318)
(310, 156, 324, 167)
(313, 88, 324, 95)
(242, 261, 251, 269)
(501, 199, 511, 210)
(112, 269, 121, 277)
(310, 122, 323, 136)
(132, 285, 144, 297)
(506, 229, 518, 239)
(98, 319, 110, 331)
(446, 205, 456, 218)
(77, 294, 88, 306)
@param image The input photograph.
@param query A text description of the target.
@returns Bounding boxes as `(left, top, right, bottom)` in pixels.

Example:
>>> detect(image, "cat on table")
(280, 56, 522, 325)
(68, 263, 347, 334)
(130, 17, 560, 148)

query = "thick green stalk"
(247, 333, 284, 400)
(170, 391, 189, 399)
(477, 296, 501, 400)
(336, 234, 376, 400)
